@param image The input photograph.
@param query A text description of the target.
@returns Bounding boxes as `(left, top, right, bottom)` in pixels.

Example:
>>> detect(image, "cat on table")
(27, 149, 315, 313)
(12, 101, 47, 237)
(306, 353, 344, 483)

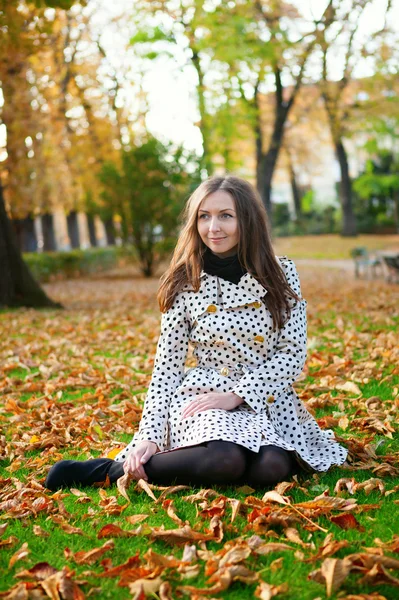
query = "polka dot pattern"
(115, 258, 348, 472)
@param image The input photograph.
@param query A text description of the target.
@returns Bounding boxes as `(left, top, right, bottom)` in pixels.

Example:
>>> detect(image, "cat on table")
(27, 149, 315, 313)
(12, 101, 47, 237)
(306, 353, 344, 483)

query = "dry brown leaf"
(336, 381, 362, 395)
(32, 526, 49, 537)
(125, 514, 149, 526)
(159, 581, 173, 600)
(116, 472, 132, 503)
(59, 522, 85, 535)
(149, 525, 216, 546)
(284, 527, 312, 548)
(9, 543, 30, 569)
(318, 557, 353, 597)
(269, 557, 284, 572)
(0, 536, 18, 548)
(358, 562, 399, 587)
(97, 524, 135, 539)
(338, 594, 388, 599)
(219, 546, 251, 567)
(253, 542, 293, 555)
(180, 564, 258, 596)
(40, 567, 86, 600)
(162, 499, 185, 526)
(330, 513, 365, 531)
(0, 582, 30, 599)
(254, 581, 289, 599)
(15, 563, 58, 581)
(70, 539, 115, 565)
(156, 485, 190, 504)
(127, 575, 163, 596)
(98, 554, 141, 578)
(136, 478, 157, 501)
(208, 515, 223, 543)
(236, 485, 255, 495)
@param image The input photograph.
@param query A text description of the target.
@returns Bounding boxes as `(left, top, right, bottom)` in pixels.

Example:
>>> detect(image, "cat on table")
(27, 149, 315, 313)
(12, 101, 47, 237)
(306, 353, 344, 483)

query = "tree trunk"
(0, 180, 62, 308)
(67, 211, 80, 248)
(393, 189, 399, 234)
(42, 214, 57, 251)
(191, 50, 212, 175)
(289, 162, 302, 219)
(255, 90, 289, 217)
(87, 214, 97, 247)
(103, 218, 116, 245)
(335, 139, 357, 237)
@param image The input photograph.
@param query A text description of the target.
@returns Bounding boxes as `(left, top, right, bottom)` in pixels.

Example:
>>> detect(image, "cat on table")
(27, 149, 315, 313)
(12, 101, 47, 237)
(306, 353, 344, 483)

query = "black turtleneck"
(202, 246, 247, 284)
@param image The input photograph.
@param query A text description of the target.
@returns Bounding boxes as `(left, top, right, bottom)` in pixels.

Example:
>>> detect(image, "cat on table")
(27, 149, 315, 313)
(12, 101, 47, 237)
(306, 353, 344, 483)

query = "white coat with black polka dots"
(115, 257, 348, 472)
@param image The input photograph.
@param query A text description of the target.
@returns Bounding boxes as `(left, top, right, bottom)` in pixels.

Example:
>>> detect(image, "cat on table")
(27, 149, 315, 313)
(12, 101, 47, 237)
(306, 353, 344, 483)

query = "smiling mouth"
(209, 237, 226, 241)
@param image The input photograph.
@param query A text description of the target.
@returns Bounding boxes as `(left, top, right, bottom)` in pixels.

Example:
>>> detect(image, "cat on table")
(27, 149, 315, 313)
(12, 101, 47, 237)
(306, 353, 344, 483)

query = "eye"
(222, 213, 233, 218)
(198, 214, 209, 219)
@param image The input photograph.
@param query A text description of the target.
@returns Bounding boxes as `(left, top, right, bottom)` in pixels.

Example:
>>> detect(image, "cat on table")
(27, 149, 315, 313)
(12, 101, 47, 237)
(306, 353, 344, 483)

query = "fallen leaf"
(125, 514, 149, 525)
(9, 543, 30, 569)
(97, 524, 135, 539)
(330, 513, 365, 531)
(116, 472, 132, 503)
(136, 478, 157, 501)
(254, 581, 289, 599)
(15, 562, 58, 580)
(70, 539, 115, 565)
(32, 526, 50, 537)
(127, 575, 163, 596)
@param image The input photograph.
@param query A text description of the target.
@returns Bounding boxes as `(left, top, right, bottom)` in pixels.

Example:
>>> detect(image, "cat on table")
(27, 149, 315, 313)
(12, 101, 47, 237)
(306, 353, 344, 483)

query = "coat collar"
(182, 271, 268, 319)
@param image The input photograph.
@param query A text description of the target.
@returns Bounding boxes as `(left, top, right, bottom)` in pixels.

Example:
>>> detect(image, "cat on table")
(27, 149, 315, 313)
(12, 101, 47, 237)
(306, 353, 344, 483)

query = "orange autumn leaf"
(330, 513, 365, 531)
(70, 539, 115, 565)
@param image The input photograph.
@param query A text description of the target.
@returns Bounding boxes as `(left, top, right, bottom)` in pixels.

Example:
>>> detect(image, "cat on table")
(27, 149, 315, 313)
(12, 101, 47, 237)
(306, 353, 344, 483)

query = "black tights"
(45, 441, 298, 491)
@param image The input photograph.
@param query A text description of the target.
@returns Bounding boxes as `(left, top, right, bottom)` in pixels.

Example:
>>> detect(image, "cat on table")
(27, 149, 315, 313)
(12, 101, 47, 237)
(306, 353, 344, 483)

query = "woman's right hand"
(123, 441, 158, 481)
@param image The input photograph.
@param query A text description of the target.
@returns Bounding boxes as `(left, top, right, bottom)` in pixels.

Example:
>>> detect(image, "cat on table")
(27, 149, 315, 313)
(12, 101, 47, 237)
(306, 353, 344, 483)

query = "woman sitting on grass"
(45, 175, 347, 491)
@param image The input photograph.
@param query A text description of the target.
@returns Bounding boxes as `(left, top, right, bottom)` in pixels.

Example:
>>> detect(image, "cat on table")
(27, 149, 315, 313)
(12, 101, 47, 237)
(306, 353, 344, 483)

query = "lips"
(209, 237, 226, 241)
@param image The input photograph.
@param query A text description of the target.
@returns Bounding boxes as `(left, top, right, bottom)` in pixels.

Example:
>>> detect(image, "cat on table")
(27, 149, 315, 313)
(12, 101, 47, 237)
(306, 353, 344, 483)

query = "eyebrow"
(198, 208, 235, 213)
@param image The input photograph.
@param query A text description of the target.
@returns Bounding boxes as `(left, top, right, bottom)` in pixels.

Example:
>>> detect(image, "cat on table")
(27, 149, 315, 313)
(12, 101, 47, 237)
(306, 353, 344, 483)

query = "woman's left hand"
(181, 392, 243, 420)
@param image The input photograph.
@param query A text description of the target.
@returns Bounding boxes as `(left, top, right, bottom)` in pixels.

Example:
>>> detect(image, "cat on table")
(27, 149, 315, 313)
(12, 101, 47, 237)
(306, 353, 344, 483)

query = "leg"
(244, 445, 296, 488)
(144, 440, 247, 486)
(45, 458, 124, 491)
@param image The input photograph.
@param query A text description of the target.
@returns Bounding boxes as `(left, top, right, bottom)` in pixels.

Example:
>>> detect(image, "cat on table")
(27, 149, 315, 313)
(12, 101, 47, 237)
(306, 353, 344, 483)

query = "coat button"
(220, 367, 230, 376)
(267, 395, 275, 404)
(253, 301, 262, 308)
(253, 335, 264, 344)
(206, 304, 218, 313)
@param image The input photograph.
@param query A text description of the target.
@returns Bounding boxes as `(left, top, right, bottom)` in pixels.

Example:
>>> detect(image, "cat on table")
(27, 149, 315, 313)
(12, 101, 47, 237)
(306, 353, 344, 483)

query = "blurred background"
(1, 0, 399, 286)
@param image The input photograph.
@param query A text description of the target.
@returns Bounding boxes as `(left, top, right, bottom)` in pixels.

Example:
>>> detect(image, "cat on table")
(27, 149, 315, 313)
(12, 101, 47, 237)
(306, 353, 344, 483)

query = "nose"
(208, 217, 221, 232)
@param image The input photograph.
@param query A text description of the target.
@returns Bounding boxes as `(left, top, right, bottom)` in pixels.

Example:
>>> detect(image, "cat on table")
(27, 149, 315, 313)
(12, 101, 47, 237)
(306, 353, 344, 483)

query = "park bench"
(350, 247, 383, 279)
(382, 255, 399, 283)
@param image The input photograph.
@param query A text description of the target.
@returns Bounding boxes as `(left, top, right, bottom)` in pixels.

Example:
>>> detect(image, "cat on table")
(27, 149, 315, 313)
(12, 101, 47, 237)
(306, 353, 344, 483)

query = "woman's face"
(197, 190, 239, 258)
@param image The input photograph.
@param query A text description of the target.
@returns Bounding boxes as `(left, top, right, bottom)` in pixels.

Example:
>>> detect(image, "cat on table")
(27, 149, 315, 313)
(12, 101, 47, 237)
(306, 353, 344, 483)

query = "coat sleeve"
(231, 259, 307, 413)
(131, 292, 190, 451)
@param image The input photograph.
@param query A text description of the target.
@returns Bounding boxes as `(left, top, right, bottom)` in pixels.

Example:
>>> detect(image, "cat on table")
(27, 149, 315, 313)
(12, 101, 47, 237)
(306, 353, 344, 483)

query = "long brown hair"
(157, 175, 299, 329)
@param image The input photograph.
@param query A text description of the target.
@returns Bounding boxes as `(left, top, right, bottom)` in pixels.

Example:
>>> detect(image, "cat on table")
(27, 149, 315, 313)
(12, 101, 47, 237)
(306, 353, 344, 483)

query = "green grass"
(273, 233, 399, 260)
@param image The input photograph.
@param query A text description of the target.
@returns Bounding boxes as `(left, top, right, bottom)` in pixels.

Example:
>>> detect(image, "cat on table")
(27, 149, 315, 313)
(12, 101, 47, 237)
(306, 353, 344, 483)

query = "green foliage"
(23, 247, 129, 282)
(130, 26, 175, 46)
(99, 136, 201, 275)
(33, 0, 77, 8)
(353, 145, 399, 233)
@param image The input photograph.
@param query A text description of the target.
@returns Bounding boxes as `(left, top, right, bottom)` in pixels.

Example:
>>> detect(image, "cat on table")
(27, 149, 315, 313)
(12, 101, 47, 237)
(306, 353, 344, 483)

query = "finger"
(181, 404, 199, 419)
(135, 465, 148, 481)
(181, 406, 200, 419)
(140, 448, 154, 463)
(183, 405, 212, 419)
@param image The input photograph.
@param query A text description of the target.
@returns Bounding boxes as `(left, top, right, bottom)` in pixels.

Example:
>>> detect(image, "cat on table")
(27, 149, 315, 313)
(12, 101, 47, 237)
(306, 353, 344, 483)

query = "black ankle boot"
(45, 458, 125, 491)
